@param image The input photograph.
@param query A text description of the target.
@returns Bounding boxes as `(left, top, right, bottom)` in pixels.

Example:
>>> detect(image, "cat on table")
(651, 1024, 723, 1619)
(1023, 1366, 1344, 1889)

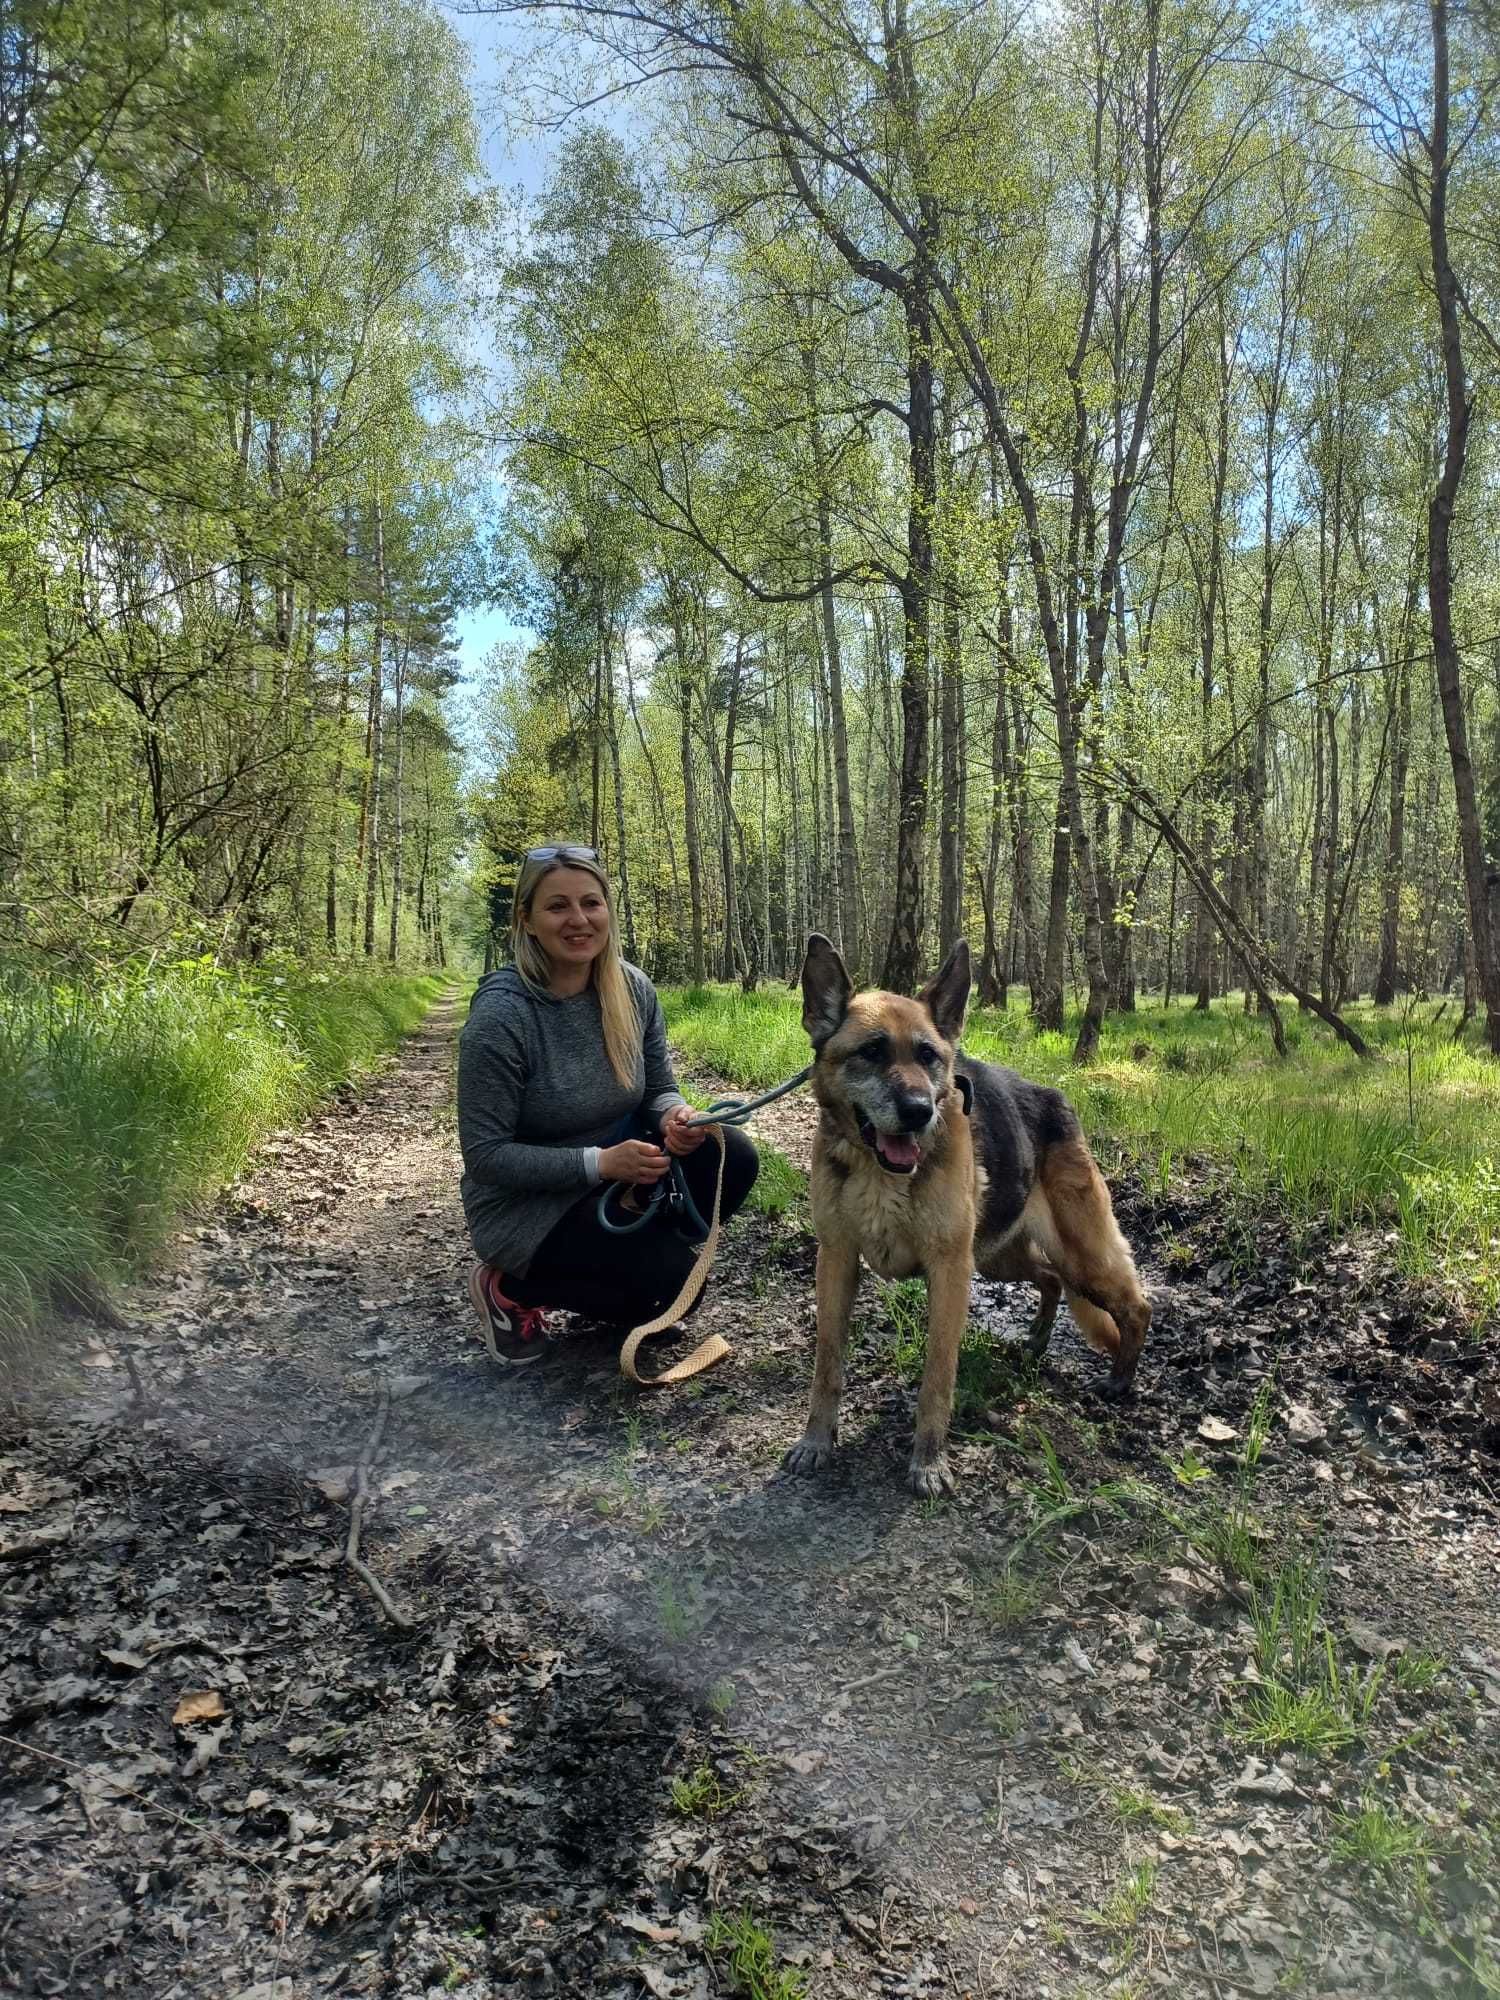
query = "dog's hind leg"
(1025, 1263, 1063, 1359)
(909, 1248, 971, 1498)
(976, 1224, 1062, 1358)
(1034, 1140, 1151, 1397)
(784, 1237, 861, 1476)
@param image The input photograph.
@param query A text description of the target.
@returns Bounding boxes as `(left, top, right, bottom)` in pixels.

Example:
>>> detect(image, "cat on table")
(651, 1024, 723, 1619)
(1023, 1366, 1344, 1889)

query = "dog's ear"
(918, 940, 972, 1044)
(801, 933, 853, 1050)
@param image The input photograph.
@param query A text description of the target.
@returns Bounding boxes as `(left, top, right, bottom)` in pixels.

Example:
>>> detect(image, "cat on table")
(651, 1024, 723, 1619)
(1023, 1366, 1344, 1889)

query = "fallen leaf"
(182, 1719, 230, 1777)
(1197, 1416, 1237, 1444)
(172, 1688, 226, 1726)
(1347, 1623, 1406, 1663)
(310, 1467, 354, 1503)
(1063, 1636, 1095, 1676)
(617, 1913, 681, 1943)
(782, 1748, 827, 1776)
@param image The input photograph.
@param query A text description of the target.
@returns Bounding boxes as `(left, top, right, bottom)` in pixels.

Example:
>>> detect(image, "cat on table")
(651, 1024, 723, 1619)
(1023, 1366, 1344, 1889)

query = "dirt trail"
(2, 997, 1499, 2000)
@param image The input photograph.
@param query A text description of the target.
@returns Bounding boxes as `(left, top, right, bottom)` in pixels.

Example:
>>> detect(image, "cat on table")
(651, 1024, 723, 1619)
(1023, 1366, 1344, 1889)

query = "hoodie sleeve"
(637, 973, 687, 1129)
(457, 1002, 595, 1193)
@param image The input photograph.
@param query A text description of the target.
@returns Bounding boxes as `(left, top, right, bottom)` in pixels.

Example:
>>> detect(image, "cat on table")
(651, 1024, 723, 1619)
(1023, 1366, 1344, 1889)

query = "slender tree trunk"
(1375, 572, 1415, 1003)
(1425, 0, 1500, 1052)
(805, 347, 863, 975)
(938, 561, 966, 960)
(880, 283, 935, 993)
(361, 495, 386, 960)
(602, 616, 637, 961)
(385, 634, 407, 962)
(670, 592, 706, 983)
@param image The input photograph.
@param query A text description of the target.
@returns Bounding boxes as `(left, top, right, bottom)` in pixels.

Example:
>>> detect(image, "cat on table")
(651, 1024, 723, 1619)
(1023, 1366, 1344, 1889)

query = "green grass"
(661, 982, 1500, 1321)
(704, 1910, 808, 2000)
(0, 953, 446, 1350)
(746, 1140, 804, 1216)
(1333, 1796, 1436, 1884)
(669, 1762, 743, 1818)
(1236, 1560, 1387, 1754)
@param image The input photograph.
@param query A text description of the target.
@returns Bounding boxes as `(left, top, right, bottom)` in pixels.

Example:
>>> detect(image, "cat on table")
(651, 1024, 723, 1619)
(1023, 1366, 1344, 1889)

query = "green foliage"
(746, 1141, 805, 1217)
(2, 0, 482, 970)
(1333, 1797, 1436, 1884)
(669, 1764, 743, 1818)
(0, 957, 442, 1349)
(704, 1910, 808, 2000)
(1236, 1562, 1387, 1754)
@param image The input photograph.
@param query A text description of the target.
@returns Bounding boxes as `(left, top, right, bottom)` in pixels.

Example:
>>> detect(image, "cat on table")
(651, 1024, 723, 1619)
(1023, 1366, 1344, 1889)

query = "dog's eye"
(914, 1040, 942, 1068)
(857, 1036, 889, 1063)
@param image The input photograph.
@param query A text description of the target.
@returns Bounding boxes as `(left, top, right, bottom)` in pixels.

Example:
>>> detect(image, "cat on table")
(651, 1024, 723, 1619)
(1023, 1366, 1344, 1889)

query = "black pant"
(506, 1125, 759, 1323)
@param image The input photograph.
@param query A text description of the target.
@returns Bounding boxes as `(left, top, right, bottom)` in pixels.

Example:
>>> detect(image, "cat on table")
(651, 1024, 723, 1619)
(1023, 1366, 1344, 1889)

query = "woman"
(457, 843, 759, 1363)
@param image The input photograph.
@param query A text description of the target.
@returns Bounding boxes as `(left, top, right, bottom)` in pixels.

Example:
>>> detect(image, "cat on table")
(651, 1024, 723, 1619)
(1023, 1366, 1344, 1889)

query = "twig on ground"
(345, 1383, 418, 1630)
(0, 1732, 266, 1871)
(123, 1349, 153, 1412)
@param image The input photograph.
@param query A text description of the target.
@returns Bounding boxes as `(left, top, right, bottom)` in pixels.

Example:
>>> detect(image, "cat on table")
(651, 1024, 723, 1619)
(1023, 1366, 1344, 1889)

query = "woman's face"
(524, 866, 611, 974)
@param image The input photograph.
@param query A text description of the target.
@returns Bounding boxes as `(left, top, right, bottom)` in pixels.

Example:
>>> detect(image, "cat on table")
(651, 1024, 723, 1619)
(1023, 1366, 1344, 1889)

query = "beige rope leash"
(619, 1127, 730, 1386)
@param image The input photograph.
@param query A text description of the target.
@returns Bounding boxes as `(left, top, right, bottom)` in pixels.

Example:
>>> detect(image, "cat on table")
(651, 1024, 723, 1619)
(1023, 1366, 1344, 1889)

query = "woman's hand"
(661, 1104, 711, 1157)
(599, 1139, 671, 1186)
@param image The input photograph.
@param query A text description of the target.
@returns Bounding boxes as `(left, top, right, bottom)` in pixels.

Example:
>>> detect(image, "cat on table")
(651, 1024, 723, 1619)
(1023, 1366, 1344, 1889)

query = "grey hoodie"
(457, 962, 686, 1277)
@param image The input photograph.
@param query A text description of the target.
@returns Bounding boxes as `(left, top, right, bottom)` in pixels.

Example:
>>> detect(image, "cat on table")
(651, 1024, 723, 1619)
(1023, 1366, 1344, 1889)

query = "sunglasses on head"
(523, 844, 599, 865)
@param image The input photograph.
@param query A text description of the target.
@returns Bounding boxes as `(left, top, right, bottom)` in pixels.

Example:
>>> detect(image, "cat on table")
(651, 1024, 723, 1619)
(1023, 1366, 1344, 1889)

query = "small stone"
(1285, 1403, 1327, 1450)
(1347, 1623, 1406, 1663)
(1235, 1757, 1296, 1798)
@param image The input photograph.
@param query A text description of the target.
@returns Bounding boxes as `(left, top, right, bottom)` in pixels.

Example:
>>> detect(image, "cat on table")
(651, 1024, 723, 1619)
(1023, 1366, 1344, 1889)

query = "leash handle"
(620, 1127, 729, 1386)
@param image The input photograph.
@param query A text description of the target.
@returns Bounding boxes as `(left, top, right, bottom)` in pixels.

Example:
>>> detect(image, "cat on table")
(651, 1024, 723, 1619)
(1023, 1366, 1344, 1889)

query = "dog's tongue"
(876, 1132, 921, 1170)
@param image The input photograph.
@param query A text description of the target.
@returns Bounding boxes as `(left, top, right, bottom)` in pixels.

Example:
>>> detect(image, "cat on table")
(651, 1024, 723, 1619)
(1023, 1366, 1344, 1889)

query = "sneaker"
(468, 1263, 549, 1366)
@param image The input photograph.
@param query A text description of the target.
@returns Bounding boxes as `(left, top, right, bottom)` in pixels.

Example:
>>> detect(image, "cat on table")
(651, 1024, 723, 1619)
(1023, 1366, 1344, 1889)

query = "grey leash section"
(678, 1064, 813, 1130)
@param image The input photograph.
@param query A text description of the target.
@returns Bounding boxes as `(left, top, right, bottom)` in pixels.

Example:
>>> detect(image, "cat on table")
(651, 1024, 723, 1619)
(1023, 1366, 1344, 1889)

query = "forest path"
(2, 996, 1498, 2000)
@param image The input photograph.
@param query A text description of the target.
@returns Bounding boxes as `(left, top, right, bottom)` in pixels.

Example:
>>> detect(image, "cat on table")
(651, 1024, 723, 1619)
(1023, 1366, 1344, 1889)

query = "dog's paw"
(906, 1455, 955, 1499)
(782, 1435, 833, 1476)
(1099, 1371, 1137, 1402)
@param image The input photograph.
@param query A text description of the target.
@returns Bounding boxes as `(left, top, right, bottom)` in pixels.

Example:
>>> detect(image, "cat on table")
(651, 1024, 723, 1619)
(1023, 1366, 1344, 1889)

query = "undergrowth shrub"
(0, 955, 444, 1347)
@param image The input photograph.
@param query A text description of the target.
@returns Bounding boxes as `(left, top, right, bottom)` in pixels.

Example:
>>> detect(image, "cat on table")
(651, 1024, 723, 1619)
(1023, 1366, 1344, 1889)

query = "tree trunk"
(1425, 0, 1500, 1053)
(361, 495, 386, 960)
(880, 283, 935, 993)
(385, 632, 407, 962)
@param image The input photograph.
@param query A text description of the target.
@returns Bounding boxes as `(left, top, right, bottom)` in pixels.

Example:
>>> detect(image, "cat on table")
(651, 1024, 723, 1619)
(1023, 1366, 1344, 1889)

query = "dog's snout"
(894, 1092, 933, 1132)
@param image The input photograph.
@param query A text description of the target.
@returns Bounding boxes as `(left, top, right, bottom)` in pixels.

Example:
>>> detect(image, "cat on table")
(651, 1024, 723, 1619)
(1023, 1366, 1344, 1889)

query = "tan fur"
(786, 951, 1150, 1497)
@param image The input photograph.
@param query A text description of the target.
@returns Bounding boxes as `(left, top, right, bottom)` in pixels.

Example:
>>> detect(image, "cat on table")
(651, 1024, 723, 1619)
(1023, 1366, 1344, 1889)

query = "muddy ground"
(3, 992, 1499, 2000)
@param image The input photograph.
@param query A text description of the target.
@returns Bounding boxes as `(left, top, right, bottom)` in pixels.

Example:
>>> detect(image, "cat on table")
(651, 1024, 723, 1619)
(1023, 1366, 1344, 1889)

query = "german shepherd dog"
(784, 935, 1151, 1497)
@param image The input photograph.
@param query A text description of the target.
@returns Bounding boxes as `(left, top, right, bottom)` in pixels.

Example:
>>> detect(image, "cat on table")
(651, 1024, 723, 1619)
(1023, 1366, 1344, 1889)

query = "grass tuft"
(0, 954, 445, 1353)
(705, 1910, 808, 2000)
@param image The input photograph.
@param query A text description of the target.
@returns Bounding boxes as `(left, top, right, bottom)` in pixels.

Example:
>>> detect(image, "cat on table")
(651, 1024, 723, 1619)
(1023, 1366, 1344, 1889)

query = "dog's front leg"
(783, 1237, 861, 1476)
(909, 1248, 972, 1497)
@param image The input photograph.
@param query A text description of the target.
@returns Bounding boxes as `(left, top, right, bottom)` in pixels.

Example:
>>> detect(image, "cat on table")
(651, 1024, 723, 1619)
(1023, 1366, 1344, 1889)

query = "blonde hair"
(510, 848, 642, 1088)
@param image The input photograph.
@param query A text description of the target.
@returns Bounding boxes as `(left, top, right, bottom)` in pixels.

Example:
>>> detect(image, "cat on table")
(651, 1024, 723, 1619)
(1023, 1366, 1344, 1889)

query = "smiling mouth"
(857, 1114, 923, 1175)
